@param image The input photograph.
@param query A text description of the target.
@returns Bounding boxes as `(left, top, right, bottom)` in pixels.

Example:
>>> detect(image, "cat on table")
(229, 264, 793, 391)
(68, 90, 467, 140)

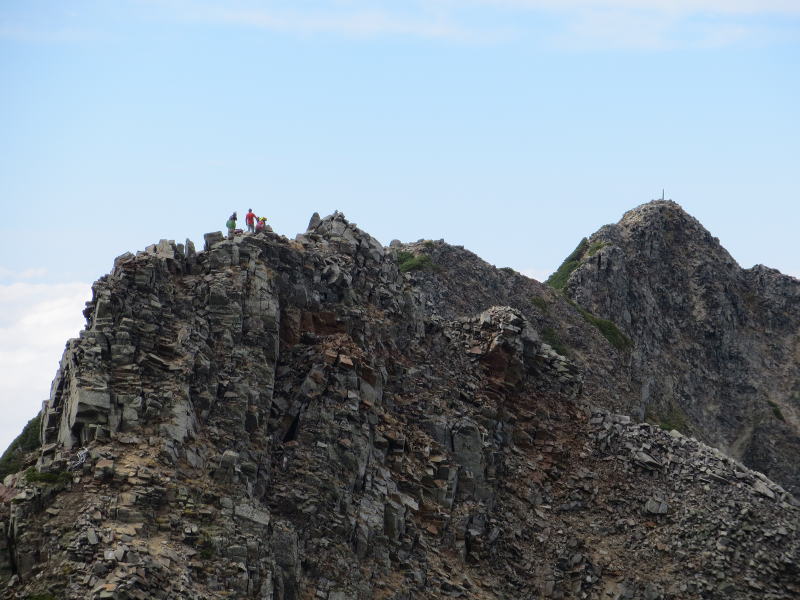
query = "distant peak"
(614, 199, 715, 240)
(620, 199, 687, 223)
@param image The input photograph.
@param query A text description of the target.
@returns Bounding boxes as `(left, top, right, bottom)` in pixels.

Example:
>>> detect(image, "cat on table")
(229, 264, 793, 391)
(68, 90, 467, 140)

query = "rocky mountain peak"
(619, 199, 696, 229)
(1, 207, 798, 599)
(564, 201, 800, 494)
(589, 200, 736, 270)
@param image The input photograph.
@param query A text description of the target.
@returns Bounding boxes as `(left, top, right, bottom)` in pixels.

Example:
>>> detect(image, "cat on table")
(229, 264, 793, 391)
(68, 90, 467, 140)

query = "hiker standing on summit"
(226, 212, 237, 237)
(245, 208, 257, 233)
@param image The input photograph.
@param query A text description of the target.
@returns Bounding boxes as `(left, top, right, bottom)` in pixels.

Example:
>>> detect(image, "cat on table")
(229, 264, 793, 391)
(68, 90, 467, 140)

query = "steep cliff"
(0, 209, 798, 599)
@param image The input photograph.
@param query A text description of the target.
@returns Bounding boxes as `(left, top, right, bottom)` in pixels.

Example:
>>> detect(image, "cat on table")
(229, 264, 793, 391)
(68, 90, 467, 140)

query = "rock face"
(0, 208, 798, 599)
(564, 200, 800, 494)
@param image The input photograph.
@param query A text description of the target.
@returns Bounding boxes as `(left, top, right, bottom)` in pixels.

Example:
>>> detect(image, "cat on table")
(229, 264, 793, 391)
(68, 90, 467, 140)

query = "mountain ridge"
(0, 203, 798, 599)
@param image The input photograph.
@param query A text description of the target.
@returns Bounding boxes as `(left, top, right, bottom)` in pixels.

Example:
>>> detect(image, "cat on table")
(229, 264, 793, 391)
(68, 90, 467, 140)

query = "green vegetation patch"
(397, 251, 437, 273)
(546, 238, 610, 290)
(198, 531, 217, 559)
(531, 296, 549, 313)
(768, 400, 786, 422)
(24, 467, 71, 486)
(26, 594, 57, 600)
(396, 250, 414, 264)
(659, 412, 688, 433)
(586, 241, 608, 257)
(648, 404, 690, 434)
(541, 327, 570, 357)
(0, 414, 42, 480)
(546, 238, 589, 290)
(574, 305, 632, 351)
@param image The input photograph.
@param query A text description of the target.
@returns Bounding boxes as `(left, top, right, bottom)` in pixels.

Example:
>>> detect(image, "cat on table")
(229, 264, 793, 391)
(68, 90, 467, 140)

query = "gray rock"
(86, 529, 99, 545)
(234, 503, 271, 527)
(644, 498, 669, 515)
(307, 212, 322, 230)
(203, 231, 224, 250)
(753, 479, 775, 499)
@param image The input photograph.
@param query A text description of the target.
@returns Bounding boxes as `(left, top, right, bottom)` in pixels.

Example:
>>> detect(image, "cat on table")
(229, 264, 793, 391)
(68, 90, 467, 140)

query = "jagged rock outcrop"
(562, 200, 800, 494)
(0, 209, 798, 599)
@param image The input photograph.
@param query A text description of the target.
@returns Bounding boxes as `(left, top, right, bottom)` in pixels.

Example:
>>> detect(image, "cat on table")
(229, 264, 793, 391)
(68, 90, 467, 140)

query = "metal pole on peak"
(661, 188, 665, 201)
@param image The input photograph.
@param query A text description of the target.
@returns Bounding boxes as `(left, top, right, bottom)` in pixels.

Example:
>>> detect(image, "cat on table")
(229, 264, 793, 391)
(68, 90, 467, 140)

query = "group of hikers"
(226, 209, 268, 236)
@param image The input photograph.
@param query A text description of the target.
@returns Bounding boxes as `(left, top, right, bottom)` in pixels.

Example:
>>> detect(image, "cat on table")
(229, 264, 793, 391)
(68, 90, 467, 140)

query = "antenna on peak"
(661, 188, 665, 201)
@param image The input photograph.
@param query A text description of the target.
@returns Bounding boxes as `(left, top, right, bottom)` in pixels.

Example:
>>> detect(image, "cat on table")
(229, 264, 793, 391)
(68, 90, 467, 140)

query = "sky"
(0, 0, 798, 453)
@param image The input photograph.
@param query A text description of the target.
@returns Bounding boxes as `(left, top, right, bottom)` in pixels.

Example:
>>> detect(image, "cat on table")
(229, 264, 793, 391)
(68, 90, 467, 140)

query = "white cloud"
(0, 281, 91, 455)
(0, 0, 800, 50)
(137, 0, 483, 41)
(551, 8, 677, 49)
(210, 7, 474, 40)
(154, 0, 797, 48)
(474, 0, 800, 15)
(0, 23, 112, 43)
(472, 0, 798, 48)
(545, 7, 764, 50)
(0, 266, 48, 281)
(3, 0, 795, 47)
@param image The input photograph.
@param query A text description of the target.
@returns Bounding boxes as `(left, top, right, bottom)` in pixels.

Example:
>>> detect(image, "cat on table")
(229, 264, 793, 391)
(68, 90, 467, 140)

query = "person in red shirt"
(245, 208, 257, 233)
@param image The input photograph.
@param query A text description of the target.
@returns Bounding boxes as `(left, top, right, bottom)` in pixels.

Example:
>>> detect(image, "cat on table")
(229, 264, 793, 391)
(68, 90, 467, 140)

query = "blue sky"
(0, 0, 798, 452)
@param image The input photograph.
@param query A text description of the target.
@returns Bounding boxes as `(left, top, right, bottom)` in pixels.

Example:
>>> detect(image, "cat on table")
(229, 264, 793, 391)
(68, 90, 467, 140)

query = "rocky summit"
(0, 203, 798, 599)
(564, 201, 800, 494)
